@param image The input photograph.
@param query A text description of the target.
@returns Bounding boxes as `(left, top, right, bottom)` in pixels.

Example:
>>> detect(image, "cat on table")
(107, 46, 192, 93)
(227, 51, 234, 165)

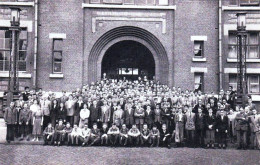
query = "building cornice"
(0, 2, 34, 7)
(222, 6, 260, 11)
(82, 3, 176, 10)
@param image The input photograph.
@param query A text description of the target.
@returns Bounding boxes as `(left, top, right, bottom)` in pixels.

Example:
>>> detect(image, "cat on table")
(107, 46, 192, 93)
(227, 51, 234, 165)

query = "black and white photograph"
(0, 0, 260, 165)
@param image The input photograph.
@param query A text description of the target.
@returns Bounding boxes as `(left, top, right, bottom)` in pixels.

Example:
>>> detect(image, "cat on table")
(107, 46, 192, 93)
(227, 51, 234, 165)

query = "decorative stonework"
(91, 11, 167, 34)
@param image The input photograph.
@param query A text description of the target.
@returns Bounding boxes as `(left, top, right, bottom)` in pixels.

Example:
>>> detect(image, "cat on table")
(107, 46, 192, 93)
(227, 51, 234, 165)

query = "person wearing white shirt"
(79, 124, 91, 146)
(70, 125, 81, 145)
(79, 104, 90, 128)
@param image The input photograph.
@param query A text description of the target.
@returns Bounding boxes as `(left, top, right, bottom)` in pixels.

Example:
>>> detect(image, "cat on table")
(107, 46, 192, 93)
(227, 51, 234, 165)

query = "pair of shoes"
(58, 142, 60, 146)
(32, 138, 36, 141)
(82, 143, 85, 146)
(150, 144, 154, 147)
(222, 144, 226, 149)
(167, 145, 171, 149)
(211, 144, 215, 149)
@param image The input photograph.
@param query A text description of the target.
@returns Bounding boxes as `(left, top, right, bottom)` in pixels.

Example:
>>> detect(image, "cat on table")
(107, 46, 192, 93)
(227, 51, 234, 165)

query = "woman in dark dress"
(57, 102, 67, 123)
(50, 99, 59, 126)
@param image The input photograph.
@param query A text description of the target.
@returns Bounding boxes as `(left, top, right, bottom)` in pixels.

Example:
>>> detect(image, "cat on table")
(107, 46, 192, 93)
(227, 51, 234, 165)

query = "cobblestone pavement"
(0, 144, 259, 165)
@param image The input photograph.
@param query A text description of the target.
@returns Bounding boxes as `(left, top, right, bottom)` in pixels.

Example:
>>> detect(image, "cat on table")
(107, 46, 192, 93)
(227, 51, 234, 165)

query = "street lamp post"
(6, 7, 21, 106)
(236, 12, 248, 108)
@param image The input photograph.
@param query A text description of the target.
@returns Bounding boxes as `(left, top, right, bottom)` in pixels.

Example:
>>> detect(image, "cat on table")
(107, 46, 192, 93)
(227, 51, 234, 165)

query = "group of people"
(3, 76, 260, 149)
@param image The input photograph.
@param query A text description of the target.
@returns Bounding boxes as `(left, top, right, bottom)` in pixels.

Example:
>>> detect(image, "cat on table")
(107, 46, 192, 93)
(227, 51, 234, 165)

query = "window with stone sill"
(52, 39, 63, 74)
(0, 29, 27, 72)
(248, 75, 260, 94)
(194, 72, 204, 92)
(228, 74, 260, 94)
(228, 31, 260, 59)
(230, 0, 260, 6)
(194, 41, 204, 58)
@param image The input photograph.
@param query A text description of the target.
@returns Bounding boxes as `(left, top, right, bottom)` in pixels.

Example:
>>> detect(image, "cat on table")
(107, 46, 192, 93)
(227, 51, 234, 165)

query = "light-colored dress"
(32, 105, 43, 135)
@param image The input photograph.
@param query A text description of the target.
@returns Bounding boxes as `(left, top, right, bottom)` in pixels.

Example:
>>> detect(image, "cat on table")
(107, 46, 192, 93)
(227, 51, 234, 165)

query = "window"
(248, 32, 259, 58)
(228, 31, 260, 59)
(52, 39, 63, 73)
(228, 32, 237, 59)
(118, 68, 138, 75)
(229, 74, 237, 91)
(0, 30, 11, 71)
(230, 0, 260, 6)
(194, 41, 204, 57)
(248, 75, 260, 93)
(194, 73, 204, 92)
(228, 74, 260, 94)
(18, 30, 27, 71)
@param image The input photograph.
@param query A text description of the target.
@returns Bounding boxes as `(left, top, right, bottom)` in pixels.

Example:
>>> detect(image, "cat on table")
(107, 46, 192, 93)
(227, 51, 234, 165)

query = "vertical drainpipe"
(219, 0, 223, 91)
(33, 0, 38, 89)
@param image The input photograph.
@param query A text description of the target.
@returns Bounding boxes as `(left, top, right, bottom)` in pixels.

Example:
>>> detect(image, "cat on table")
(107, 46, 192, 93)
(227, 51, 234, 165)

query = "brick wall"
(174, 0, 219, 93)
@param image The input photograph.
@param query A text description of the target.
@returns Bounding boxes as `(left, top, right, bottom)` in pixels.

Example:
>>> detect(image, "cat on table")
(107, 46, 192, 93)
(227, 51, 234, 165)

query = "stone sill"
(49, 73, 64, 79)
(82, 3, 176, 10)
(192, 57, 207, 62)
(222, 6, 260, 11)
(0, 71, 31, 78)
(0, 2, 34, 7)
(227, 58, 260, 63)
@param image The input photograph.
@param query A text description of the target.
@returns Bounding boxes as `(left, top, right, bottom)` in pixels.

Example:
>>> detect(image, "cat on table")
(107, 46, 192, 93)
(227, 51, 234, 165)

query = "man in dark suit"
(4, 102, 17, 143)
(195, 107, 205, 147)
(74, 96, 84, 125)
(205, 108, 216, 148)
(193, 99, 206, 114)
(144, 105, 154, 129)
(235, 107, 249, 149)
(125, 101, 135, 129)
(160, 124, 171, 149)
(161, 106, 171, 129)
(89, 100, 100, 128)
(216, 110, 228, 149)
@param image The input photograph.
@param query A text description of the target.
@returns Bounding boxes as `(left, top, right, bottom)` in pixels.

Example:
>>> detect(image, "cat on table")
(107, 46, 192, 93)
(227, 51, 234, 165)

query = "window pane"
(122, 68, 132, 75)
(248, 46, 259, 58)
(250, 75, 259, 83)
(4, 38, 11, 49)
(0, 50, 10, 61)
(18, 51, 27, 61)
(90, 0, 100, 3)
(159, 0, 168, 5)
(54, 40, 63, 51)
(53, 62, 62, 73)
(194, 41, 203, 57)
(0, 39, 4, 49)
(228, 45, 237, 58)
(249, 33, 258, 44)
(229, 74, 237, 90)
(229, 33, 237, 44)
(54, 52, 62, 62)
(19, 39, 27, 51)
(194, 73, 203, 91)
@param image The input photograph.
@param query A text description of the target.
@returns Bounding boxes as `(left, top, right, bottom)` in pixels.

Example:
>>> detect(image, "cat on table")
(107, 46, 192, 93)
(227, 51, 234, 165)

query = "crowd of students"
(3, 76, 260, 149)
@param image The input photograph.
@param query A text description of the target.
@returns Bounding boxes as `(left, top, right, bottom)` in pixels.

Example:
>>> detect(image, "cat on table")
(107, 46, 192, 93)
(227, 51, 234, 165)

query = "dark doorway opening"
(102, 40, 155, 80)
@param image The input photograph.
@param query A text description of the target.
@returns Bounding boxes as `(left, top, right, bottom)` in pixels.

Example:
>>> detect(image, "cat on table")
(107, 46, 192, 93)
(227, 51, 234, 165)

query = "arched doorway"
(87, 26, 170, 84)
(102, 40, 155, 80)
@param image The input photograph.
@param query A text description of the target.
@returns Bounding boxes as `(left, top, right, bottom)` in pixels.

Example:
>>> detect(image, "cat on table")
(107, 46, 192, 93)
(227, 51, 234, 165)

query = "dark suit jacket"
(216, 115, 228, 132)
(124, 108, 135, 125)
(235, 113, 248, 131)
(145, 110, 154, 125)
(161, 108, 171, 121)
(50, 103, 59, 118)
(89, 104, 100, 122)
(195, 113, 205, 130)
(4, 107, 17, 124)
(75, 101, 84, 116)
(57, 107, 67, 122)
(205, 114, 216, 130)
(160, 129, 171, 140)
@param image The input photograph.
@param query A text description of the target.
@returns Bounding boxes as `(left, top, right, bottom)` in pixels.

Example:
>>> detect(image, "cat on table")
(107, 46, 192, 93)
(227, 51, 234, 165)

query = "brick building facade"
(0, 0, 259, 105)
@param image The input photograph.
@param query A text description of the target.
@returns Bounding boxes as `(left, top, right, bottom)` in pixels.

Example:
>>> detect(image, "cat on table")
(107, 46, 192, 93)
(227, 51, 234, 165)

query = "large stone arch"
(87, 26, 169, 84)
